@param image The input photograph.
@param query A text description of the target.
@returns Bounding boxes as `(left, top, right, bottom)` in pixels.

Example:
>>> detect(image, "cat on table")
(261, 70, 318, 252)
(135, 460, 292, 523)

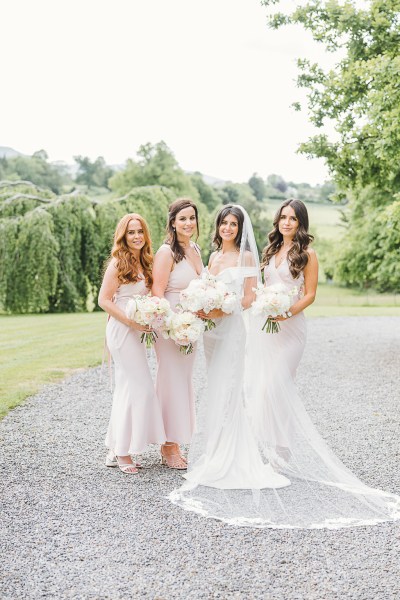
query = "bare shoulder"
(307, 247, 318, 261)
(155, 244, 174, 262)
(305, 247, 318, 275)
(156, 243, 172, 256)
(104, 257, 118, 274)
(109, 256, 118, 267)
(101, 258, 119, 289)
(154, 244, 174, 270)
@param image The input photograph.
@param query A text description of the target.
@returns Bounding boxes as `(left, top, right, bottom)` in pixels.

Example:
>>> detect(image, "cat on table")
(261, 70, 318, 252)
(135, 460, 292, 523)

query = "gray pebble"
(0, 317, 399, 599)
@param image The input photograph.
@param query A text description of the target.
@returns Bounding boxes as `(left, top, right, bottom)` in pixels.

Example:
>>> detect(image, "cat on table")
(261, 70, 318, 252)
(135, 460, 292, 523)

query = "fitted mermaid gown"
(242, 258, 400, 528)
(105, 280, 166, 456)
(154, 243, 203, 444)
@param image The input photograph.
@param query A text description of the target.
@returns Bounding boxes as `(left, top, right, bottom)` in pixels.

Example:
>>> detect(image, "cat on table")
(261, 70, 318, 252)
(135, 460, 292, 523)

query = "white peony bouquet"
(126, 295, 172, 348)
(163, 310, 205, 354)
(179, 271, 237, 331)
(251, 283, 297, 334)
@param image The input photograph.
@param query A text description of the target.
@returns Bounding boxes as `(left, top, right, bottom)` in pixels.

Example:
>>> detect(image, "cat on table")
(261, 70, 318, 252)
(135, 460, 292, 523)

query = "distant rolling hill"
(0, 146, 24, 158)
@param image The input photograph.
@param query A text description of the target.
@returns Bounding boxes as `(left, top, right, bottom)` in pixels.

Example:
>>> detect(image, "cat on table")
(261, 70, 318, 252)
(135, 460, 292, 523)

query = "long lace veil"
(169, 205, 400, 529)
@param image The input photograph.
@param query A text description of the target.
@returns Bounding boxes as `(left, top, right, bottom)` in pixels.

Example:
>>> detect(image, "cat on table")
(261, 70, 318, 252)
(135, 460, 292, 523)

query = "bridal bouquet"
(179, 271, 237, 331)
(126, 295, 172, 348)
(251, 283, 297, 334)
(163, 310, 205, 354)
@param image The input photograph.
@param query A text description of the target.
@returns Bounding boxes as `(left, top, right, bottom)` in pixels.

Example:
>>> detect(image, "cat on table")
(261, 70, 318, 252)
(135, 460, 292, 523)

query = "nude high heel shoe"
(160, 444, 187, 470)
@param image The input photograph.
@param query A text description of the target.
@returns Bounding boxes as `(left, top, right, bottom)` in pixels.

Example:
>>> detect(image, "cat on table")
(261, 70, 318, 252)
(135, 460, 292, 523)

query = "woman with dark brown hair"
(260, 198, 318, 373)
(98, 213, 166, 474)
(152, 198, 203, 469)
(251, 198, 318, 468)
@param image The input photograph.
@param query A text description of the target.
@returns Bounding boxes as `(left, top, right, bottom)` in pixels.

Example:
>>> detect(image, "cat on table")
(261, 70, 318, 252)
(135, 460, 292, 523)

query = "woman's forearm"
(289, 292, 316, 316)
(241, 291, 256, 310)
(98, 297, 131, 326)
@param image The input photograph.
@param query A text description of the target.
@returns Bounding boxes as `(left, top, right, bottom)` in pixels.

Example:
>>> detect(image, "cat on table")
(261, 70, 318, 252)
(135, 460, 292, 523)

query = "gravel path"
(1, 317, 399, 600)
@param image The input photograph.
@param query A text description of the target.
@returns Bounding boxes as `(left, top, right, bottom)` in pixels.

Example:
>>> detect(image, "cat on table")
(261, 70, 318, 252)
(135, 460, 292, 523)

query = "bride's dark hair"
(261, 199, 314, 279)
(212, 205, 244, 250)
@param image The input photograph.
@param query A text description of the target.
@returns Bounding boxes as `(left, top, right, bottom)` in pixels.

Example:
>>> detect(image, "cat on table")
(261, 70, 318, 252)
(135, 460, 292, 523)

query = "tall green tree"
(262, 0, 400, 290)
(109, 141, 198, 199)
(267, 174, 287, 194)
(0, 152, 68, 193)
(74, 156, 114, 190)
(190, 173, 220, 210)
(248, 173, 267, 201)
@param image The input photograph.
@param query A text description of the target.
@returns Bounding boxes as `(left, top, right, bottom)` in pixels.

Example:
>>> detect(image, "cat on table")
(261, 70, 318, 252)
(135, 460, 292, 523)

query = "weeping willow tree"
(0, 181, 215, 313)
(0, 184, 59, 312)
(0, 181, 54, 219)
(12, 210, 59, 312)
(46, 195, 99, 312)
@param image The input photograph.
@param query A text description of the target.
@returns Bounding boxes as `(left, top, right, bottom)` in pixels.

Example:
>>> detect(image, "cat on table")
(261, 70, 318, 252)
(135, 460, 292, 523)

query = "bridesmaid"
(98, 213, 166, 474)
(261, 198, 318, 375)
(152, 198, 203, 469)
(258, 198, 318, 460)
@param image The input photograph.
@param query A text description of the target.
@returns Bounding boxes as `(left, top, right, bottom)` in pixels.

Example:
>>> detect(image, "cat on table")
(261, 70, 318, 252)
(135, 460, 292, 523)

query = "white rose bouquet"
(163, 310, 205, 354)
(251, 283, 297, 334)
(126, 295, 172, 348)
(179, 271, 237, 331)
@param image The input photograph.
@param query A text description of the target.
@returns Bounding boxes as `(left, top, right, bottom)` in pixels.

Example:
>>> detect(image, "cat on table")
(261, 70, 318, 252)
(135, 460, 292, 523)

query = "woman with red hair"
(99, 213, 166, 474)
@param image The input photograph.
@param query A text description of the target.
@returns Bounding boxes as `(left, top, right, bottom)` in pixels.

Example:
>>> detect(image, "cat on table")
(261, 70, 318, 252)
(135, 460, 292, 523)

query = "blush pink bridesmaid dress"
(263, 257, 306, 377)
(154, 243, 203, 444)
(105, 279, 166, 456)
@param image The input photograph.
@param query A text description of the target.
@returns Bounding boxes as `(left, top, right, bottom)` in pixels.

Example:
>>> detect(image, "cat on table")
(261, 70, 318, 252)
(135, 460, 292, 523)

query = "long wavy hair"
(165, 198, 199, 263)
(212, 205, 244, 250)
(261, 199, 314, 279)
(111, 213, 153, 288)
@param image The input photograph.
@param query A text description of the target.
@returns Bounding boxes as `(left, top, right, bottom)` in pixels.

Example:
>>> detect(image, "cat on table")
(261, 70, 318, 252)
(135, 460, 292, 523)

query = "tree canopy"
(109, 141, 199, 199)
(74, 156, 114, 190)
(262, 0, 400, 290)
(0, 152, 69, 193)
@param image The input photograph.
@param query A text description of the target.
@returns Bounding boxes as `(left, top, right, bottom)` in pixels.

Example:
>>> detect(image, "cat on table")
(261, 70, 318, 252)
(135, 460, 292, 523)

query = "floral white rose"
(179, 271, 237, 331)
(251, 283, 297, 333)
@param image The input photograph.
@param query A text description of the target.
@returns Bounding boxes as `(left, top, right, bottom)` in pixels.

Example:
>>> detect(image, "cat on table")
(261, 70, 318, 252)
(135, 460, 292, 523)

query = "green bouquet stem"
(179, 343, 194, 355)
(262, 317, 281, 334)
(141, 331, 158, 348)
(204, 319, 216, 332)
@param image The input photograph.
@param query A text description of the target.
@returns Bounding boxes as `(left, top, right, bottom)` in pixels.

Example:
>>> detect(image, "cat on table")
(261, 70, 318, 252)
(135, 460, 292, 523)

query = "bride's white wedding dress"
(169, 206, 400, 529)
(183, 266, 290, 491)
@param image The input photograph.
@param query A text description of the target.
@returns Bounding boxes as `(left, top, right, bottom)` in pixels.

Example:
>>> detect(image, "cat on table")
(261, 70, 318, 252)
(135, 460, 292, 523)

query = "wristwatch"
(286, 311, 292, 318)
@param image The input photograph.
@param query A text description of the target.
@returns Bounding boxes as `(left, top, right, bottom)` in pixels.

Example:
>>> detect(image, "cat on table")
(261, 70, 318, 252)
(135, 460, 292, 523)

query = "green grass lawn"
(307, 284, 400, 317)
(0, 312, 107, 418)
(1, 287, 399, 419)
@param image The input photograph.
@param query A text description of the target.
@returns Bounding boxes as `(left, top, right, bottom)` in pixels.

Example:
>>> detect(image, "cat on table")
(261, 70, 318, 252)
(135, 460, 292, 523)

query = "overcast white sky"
(1, 0, 339, 184)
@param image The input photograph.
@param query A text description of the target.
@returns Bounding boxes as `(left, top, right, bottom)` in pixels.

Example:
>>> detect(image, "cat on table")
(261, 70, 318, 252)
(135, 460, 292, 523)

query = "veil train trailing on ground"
(169, 205, 400, 529)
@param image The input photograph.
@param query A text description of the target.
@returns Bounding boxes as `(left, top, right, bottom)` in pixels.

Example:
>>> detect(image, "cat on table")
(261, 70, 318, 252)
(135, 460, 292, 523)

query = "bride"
(181, 204, 289, 491)
(169, 202, 400, 529)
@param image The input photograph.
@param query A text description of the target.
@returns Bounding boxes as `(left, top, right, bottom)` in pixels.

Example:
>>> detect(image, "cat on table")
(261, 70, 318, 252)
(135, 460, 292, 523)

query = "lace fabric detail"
(168, 206, 400, 529)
